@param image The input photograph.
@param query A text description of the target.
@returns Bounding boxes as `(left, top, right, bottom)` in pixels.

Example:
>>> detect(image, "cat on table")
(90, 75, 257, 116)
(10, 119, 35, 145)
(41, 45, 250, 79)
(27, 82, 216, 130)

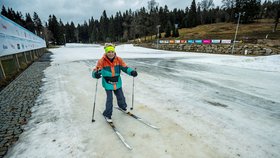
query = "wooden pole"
(0, 59, 7, 79)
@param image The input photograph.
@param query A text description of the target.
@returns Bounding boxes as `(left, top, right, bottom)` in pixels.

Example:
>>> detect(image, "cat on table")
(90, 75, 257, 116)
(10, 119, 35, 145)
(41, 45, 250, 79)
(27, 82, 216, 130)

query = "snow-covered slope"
(5, 44, 280, 158)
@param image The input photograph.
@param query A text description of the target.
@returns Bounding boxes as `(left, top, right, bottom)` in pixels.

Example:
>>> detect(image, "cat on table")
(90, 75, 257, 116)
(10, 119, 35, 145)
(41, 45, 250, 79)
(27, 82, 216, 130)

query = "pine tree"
(1, 6, 8, 17)
(272, 0, 280, 32)
(158, 7, 165, 34)
(88, 17, 94, 43)
(33, 12, 43, 36)
(115, 11, 123, 41)
(25, 13, 35, 33)
(234, 0, 261, 23)
(108, 16, 116, 42)
(164, 20, 172, 37)
(14, 11, 25, 27)
(7, 8, 14, 21)
(138, 7, 146, 39)
(99, 10, 109, 41)
(162, 5, 169, 31)
(184, 7, 189, 27)
(77, 21, 89, 43)
(187, 0, 198, 27)
(174, 26, 179, 37)
(70, 22, 76, 42)
(178, 9, 186, 28)
(149, 7, 159, 39)
(48, 15, 59, 44)
(58, 19, 65, 44)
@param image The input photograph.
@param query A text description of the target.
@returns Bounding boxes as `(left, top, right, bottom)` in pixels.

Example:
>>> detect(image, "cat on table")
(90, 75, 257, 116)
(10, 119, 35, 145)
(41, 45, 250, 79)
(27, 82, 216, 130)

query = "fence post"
(0, 59, 7, 79)
(13, 54, 20, 71)
(30, 51, 33, 61)
(23, 52, 28, 63)
(34, 50, 38, 59)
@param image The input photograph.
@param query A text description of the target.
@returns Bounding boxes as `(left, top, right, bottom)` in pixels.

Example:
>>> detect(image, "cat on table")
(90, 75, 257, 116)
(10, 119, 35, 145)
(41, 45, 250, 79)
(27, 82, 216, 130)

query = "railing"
(0, 15, 47, 82)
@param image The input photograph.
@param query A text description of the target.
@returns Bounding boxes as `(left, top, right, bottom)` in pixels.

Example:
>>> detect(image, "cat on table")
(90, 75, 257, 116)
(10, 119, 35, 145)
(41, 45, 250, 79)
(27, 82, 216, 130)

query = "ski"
(114, 107, 160, 130)
(99, 110, 133, 150)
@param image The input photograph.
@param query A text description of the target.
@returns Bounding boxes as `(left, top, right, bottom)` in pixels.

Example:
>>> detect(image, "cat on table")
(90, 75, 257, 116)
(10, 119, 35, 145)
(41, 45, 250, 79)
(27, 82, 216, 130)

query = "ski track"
(5, 51, 280, 158)
(123, 58, 280, 158)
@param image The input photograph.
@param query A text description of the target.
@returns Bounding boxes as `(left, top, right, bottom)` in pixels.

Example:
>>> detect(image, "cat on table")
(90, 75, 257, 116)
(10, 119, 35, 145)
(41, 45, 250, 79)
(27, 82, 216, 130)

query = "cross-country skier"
(92, 43, 138, 122)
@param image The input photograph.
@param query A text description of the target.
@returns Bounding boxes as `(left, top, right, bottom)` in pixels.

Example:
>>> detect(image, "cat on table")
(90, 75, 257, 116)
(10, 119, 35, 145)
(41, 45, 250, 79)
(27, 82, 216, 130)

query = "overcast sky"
(2, 0, 223, 25)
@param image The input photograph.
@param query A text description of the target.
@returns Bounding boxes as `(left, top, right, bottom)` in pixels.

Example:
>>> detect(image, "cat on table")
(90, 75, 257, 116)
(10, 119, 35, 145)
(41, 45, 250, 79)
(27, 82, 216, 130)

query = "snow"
(5, 43, 280, 158)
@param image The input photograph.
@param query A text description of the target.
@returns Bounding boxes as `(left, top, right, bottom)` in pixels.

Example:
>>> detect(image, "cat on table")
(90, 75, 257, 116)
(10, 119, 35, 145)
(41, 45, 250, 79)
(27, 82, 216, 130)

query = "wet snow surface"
(5, 44, 280, 158)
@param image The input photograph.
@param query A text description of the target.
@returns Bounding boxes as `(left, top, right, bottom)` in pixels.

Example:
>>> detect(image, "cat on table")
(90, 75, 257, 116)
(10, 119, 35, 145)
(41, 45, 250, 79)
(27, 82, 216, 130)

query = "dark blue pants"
(103, 88, 127, 118)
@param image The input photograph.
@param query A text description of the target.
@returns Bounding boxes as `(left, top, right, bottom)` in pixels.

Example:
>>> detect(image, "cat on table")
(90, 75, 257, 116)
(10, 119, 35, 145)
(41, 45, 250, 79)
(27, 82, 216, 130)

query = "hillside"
(140, 19, 280, 42)
(178, 19, 280, 41)
(135, 19, 280, 55)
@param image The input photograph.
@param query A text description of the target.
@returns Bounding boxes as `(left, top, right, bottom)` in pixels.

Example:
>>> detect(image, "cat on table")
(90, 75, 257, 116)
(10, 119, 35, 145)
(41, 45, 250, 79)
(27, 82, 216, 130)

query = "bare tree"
(222, 0, 234, 22)
(148, 0, 159, 11)
(200, 0, 214, 11)
(273, 9, 280, 32)
(221, 0, 233, 9)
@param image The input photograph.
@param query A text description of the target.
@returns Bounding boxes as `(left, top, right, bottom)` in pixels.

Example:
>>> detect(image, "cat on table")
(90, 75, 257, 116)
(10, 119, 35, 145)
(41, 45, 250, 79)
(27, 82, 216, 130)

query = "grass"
(180, 19, 279, 39)
(18, 55, 29, 70)
(137, 19, 280, 42)
(47, 44, 60, 49)
(0, 54, 30, 90)
(2, 58, 18, 77)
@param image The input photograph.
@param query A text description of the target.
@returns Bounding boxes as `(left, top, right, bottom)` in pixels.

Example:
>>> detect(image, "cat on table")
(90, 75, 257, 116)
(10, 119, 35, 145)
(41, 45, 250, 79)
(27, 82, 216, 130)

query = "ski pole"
(130, 68, 136, 110)
(92, 78, 99, 122)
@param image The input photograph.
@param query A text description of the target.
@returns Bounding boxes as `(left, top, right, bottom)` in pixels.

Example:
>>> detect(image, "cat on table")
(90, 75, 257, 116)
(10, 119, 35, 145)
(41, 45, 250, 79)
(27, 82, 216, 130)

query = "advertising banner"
(164, 40, 169, 44)
(195, 40, 202, 44)
(175, 40, 180, 44)
(180, 40, 186, 43)
(202, 39, 211, 44)
(187, 40, 194, 44)
(159, 40, 171, 44)
(0, 15, 46, 57)
(211, 39, 221, 44)
(221, 39, 232, 44)
(157, 39, 232, 45)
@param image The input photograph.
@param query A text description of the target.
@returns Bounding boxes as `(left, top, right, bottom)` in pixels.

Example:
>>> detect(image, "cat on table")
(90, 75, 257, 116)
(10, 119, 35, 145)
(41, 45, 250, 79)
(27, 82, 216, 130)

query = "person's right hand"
(95, 71, 101, 79)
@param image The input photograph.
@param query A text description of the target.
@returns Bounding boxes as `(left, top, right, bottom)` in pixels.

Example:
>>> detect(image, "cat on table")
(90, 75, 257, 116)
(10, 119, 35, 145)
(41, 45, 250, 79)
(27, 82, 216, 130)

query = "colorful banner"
(221, 40, 232, 44)
(0, 15, 46, 57)
(211, 39, 221, 44)
(180, 40, 186, 43)
(195, 40, 202, 44)
(159, 40, 170, 44)
(169, 40, 175, 44)
(202, 39, 211, 44)
(187, 40, 194, 44)
(175, 40, 180, 44)
(164, 40, 170, 44)
(157, 39, 232, 44)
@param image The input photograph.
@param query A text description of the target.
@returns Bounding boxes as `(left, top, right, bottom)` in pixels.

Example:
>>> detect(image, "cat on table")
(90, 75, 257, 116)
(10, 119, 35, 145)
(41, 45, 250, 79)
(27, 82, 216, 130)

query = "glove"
(131, 70, 138, 77)
(95, 71, 101, 79)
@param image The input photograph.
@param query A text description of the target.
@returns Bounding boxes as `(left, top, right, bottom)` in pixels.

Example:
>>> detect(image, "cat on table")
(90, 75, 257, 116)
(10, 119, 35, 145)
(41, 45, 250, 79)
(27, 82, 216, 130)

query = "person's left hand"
(95, 71, 101, 79)
(131, 70, 138, 77)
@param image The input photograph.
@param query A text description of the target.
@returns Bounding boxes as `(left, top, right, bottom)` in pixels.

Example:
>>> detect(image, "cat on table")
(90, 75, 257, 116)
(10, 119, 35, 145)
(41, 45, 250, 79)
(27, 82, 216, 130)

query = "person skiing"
(92, 43, 138, 123)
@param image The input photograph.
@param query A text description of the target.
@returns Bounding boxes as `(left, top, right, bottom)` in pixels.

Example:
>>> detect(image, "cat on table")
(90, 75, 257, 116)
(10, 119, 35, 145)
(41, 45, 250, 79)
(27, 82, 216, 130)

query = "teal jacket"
(92, 54, 134, 90)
